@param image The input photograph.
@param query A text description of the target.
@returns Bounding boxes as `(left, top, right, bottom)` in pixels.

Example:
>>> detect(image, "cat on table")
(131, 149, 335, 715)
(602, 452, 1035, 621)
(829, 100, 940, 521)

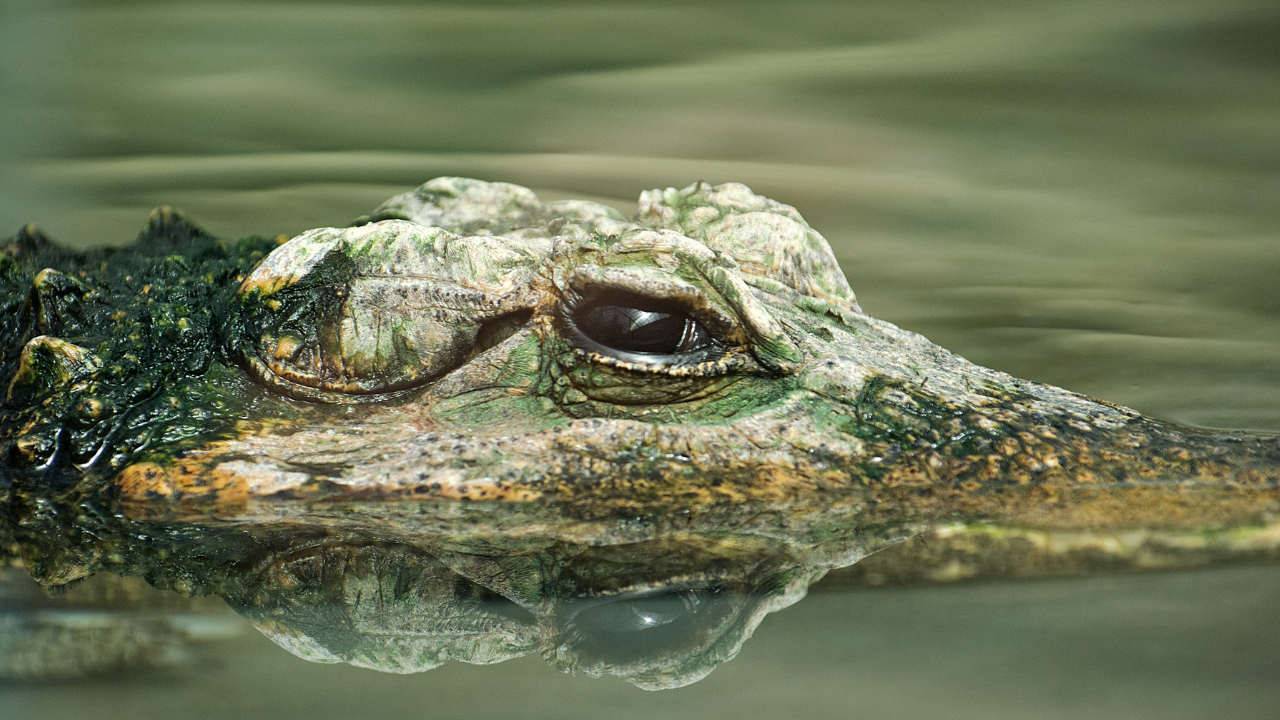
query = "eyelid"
(605, 229, 717, 263)
(570, 577, 731, 602)
(566, 265, 741, 338)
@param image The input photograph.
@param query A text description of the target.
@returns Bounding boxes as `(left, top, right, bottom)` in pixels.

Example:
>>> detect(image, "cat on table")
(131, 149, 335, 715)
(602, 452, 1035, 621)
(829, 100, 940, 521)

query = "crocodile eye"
(572, 293, 716, 361)
(561, 585, 739, 665)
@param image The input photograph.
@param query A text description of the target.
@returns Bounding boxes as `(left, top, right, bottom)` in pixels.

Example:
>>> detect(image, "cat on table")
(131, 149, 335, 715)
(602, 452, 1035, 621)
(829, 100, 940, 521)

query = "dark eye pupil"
(574, 296, 712, 357)
(563, 586, 735, 665)
(576, 591, 694, 634)
(580, 305, 686, 354)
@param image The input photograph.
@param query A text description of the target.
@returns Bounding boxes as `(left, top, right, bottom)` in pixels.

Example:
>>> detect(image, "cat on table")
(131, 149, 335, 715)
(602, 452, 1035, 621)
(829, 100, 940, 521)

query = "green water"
(1, 0, 1278, 716)
(3, 564, 1278, 720)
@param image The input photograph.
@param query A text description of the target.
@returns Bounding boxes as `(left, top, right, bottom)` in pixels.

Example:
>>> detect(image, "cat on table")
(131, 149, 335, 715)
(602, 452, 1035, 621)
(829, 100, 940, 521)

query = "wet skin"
(3, 177, 1276, 515)
(0, 178, 1277, 687)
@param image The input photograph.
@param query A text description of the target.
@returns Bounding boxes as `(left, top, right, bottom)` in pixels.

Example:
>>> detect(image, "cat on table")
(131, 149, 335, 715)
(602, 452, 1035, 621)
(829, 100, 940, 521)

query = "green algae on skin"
(1, 214, 281, 489)
(0, 177, 1277, 587)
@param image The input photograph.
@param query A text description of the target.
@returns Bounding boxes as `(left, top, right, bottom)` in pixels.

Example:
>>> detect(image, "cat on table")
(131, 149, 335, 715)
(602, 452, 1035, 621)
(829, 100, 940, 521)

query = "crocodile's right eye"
(576, 295, 714, 355)
(567, 291, 725, 367)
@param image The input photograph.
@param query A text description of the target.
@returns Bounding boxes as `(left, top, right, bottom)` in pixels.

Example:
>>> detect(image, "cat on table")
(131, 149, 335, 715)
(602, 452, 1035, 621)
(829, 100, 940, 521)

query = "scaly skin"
(65, 179, 1280, 519)
(2, 176, 1279, 530)
(0, 178, 1277, 688)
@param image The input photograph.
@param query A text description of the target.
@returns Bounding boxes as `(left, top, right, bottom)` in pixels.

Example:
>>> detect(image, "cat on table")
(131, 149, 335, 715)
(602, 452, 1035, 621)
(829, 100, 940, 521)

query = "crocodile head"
(2, 177, 1277, 526)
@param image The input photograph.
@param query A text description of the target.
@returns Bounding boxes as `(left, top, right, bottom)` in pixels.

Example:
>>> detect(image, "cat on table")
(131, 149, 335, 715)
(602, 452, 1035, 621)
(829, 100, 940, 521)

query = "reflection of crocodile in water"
(1, 178, 1278, 687)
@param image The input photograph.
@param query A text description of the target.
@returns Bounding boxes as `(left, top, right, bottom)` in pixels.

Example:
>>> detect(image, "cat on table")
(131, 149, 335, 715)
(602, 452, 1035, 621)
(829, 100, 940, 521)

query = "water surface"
(1, 0, 1278, 716)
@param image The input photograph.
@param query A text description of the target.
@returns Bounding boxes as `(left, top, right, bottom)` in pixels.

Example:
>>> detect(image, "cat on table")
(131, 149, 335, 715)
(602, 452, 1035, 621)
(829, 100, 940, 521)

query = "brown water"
(1, 0, 1278, 716)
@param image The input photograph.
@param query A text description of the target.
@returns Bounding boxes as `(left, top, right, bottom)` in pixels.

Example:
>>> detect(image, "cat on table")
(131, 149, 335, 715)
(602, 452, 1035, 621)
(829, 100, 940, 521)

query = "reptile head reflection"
(231, 533, 818, 690)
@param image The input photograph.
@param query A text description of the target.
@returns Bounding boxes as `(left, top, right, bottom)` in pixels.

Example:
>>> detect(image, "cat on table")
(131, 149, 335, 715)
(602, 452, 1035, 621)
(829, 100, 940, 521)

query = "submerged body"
(0, 179, 1277, 687)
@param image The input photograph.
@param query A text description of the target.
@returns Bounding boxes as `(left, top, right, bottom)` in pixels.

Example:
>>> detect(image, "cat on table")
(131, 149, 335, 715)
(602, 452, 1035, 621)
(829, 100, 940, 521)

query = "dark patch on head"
(1, 216, 282, 492)
(132, 207, 220, 258)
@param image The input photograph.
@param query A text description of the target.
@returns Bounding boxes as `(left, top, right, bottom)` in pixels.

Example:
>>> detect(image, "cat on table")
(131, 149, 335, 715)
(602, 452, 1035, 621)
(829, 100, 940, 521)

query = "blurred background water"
(2, 0, 1278, 431)
(1, 0, 1278, 716)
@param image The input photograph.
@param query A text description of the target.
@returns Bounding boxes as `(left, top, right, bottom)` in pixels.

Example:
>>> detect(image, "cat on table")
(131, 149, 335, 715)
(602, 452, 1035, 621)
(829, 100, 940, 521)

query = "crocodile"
(1, 177, 1277, 688)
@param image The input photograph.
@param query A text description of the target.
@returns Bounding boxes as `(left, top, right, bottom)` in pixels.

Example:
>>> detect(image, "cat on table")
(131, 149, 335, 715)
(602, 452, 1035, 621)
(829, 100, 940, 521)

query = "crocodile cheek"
(562, 368, 739, 407)
(421, 327, 564, 432)
(551, 366, 800, 426)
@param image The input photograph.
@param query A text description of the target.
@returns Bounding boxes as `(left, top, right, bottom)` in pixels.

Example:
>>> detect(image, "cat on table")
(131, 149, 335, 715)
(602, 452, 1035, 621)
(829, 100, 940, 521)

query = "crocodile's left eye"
(569, 292, 721, 365)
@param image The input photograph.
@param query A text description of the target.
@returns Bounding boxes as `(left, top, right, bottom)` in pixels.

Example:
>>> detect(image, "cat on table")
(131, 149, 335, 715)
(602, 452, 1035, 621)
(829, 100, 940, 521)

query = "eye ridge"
(571, 292, 719, 361)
